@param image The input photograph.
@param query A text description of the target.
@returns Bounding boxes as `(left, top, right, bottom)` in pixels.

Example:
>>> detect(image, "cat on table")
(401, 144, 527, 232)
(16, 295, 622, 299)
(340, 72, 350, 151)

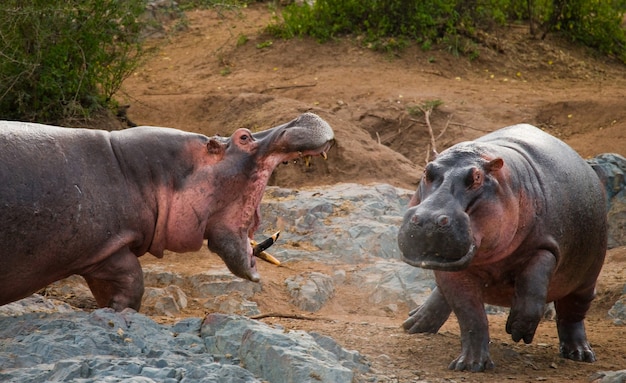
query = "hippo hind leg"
(82, 248, 144, 311)
(554, 287, 596, 362)
(403, 286, 452, 334)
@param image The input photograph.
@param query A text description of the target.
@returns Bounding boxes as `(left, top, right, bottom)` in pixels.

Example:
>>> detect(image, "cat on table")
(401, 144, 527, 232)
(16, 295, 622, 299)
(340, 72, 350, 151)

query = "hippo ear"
(485, 158, 504, 173)
(408, 191, 421, 207)
(206, 139, 225, 157)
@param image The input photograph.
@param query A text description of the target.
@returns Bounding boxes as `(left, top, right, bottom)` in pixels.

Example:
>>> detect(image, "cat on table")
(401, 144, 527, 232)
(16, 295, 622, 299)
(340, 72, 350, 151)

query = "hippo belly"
(398, 124, 607, 372)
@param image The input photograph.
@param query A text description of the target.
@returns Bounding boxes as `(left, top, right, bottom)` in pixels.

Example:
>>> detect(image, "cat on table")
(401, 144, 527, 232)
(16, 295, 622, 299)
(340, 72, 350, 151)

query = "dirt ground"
(111, 3, 626, 382)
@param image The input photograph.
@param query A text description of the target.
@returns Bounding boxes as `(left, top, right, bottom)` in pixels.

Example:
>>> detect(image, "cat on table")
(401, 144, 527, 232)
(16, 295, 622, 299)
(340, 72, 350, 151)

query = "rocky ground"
(1, 2, 626, 382)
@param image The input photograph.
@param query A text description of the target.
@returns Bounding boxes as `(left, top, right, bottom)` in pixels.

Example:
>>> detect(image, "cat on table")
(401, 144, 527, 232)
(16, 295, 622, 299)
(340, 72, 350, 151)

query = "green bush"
(0, 0, 148, 123)
(271, 0, 459, 43)
(270, 0, 626, 62)
(547, 0, 626, 61)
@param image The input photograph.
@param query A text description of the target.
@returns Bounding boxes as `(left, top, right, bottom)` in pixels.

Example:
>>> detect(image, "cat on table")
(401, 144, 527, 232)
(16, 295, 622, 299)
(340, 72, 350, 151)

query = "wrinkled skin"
(397, 124, 607, 372)
(0, 113, 333, 311)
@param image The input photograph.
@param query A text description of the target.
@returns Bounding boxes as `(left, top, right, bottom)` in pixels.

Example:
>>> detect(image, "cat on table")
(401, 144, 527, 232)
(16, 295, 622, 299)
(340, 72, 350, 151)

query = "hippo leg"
(555, 287, 596, 362)
(82, 248, 144, 311)
(403, 286, 452, 333)
(436, 273, 494, 372)
(506, 250, 556, 344)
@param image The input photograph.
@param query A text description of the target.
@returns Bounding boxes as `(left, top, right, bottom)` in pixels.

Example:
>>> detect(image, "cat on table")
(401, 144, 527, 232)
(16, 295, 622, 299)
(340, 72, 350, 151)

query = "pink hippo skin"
(397, 124, 607, 372)
(0, 113, 333, 311)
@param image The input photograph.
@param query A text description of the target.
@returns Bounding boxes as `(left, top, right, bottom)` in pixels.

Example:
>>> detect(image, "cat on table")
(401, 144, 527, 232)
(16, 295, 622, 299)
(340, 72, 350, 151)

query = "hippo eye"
(465, 168, 482, 188)
(239, 133, 251, 145)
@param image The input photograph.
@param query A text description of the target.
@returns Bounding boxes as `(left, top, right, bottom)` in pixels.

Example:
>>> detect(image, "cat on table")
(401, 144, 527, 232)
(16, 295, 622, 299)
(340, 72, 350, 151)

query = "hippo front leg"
(82, 248, 144, 311)
(403, 286, 452, 334)
(436, 272, 494, 372)
(506, 250, 556, 344)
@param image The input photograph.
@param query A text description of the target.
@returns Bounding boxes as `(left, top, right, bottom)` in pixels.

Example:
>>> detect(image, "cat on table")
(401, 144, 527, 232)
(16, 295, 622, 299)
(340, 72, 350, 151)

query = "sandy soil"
(111, 3, 626, 382)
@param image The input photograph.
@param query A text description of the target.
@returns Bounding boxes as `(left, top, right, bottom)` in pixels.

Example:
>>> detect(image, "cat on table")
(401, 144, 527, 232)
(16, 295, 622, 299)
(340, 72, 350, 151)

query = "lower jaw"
(402, 244, 477, 271)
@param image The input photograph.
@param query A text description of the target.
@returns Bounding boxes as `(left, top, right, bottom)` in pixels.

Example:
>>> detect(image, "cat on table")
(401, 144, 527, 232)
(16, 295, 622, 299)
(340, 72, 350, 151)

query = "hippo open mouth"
(206, 113, 334, 282)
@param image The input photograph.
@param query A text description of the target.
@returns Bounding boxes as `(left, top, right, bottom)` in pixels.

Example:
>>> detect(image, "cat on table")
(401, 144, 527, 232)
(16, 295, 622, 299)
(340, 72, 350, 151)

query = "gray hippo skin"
(397, 124, 607, 372)
(0, 113, 333, 311)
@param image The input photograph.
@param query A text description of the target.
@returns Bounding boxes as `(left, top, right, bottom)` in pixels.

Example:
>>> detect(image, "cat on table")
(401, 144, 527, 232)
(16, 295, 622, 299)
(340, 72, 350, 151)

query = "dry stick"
(436, 115, 452, 141)
(260, 83, 317, 93)
(415, 105, 438, 164)
(250, 312, 331, 321)
(423, 107, 437, 155)
(448, 122, 491, 132)
(377, 122, 415, 145)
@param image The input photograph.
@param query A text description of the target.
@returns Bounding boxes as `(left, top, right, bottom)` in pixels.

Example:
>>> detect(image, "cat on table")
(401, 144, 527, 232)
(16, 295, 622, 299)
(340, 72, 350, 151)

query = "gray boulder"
(202, 313, 365, 383)
(587, 153, 626, 249)
(285, 272, 335, 312)
(590, 370, 626, 383)
(0, 306, 368, 383)
(142, 285, 188, 317)
(259, 183, 413, 263)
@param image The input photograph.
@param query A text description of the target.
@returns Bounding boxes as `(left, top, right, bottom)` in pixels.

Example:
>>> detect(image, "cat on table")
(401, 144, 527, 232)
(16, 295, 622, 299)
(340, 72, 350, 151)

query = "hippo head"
(204, 113, 334, 281)
(397, 145, 504, 271)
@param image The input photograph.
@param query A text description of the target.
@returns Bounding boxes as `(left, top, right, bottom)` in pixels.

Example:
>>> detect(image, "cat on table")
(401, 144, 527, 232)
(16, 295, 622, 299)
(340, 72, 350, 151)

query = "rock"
(351, 259, 435, 308)
(590, 370, 626, 383)
(259, 183, 413, 263)
(0, 294, 74, 317)
(0, 307, 367, 383)
(285, 272, 335, 312)
(188, 270, 262, 299)
(142, 269, 186, 288)
(608, 293, 626, 325)
(202, 313, 362, 383)
(204, 292, 261, 316)
(310, 332, 370, 373)
(142, 285, 188, 316)
(587, 153, 626, 249)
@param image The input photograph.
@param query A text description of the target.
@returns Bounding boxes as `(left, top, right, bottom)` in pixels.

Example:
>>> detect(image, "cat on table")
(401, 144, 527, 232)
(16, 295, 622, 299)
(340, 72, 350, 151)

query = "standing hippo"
(0, 113, 333, 311)
(397, 124, 607, 372)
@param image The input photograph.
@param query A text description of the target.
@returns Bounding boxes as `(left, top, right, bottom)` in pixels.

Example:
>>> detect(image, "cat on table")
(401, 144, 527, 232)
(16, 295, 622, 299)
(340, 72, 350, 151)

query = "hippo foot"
(402, 306, 445, 334)
(448, 351, 495, 372)
(403, 288, 451, 334)
(560, 343, 596, 362)
(505, 303, 544, 344)
(557, 320, 596, 362)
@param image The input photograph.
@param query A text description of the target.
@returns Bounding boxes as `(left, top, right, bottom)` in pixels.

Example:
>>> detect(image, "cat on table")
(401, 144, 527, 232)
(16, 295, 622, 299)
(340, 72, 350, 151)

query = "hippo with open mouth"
(398, 124, 607, 371)
(0, 112, 333, 311)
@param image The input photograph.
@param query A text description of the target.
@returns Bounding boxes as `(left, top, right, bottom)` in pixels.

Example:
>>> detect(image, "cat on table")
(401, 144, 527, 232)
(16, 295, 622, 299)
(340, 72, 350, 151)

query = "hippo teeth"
(321, 151, 327, 160)
(250, 231, 281, 266)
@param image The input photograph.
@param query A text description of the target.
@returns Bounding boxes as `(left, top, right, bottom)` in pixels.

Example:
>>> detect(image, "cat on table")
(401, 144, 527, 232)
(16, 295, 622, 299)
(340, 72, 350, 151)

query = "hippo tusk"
(321, 151, 327, 160)
(255, 250, 281, 266)
(251, 231, 281, 266)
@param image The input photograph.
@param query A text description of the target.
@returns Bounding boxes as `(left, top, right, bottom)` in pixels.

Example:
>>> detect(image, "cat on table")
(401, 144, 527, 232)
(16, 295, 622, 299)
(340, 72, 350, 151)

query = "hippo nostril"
(436, 215, 450, 227)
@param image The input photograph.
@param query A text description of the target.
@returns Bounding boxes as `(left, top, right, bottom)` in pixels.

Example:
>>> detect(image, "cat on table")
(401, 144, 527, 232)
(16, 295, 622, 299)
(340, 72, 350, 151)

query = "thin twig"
(250, 312, 331, 321)
(448, 121, 491, 132)
(417, 106, 438, 155)
(260, 83, 317, 93)
(436, 115, 452, 141)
